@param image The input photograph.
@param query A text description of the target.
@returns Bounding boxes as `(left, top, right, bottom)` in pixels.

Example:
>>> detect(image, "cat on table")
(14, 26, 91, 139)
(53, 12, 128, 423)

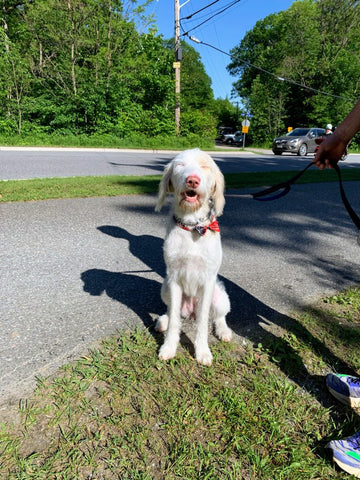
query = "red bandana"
(174, 216, 220, 236)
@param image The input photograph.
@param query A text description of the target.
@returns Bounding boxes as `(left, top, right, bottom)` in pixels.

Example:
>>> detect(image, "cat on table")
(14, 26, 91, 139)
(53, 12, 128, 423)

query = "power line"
(181, 0, 241, 36)
(180, 0, 222, 20)
(180, 0, 242, 37)
(186, 35, 355, 102)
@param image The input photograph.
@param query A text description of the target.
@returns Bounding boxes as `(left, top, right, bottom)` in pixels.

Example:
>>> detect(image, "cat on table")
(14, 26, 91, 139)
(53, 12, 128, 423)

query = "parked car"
(222, 130, 244, 145)
(272, 127, 326, 156)
(216, 126, 235, 143)
(218, 126, 234, 136)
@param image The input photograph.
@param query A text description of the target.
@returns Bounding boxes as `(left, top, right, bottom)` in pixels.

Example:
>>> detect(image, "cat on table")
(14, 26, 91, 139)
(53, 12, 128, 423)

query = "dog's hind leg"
(158, 281, 182, 361)
(212, 281, 232, 342)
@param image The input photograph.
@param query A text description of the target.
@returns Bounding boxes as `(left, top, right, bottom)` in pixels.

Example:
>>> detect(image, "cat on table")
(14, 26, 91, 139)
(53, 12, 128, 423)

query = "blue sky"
(146, 0, 294, 100)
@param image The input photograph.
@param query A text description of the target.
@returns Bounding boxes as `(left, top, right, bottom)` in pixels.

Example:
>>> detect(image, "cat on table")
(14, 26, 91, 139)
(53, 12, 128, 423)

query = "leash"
(251, 160, 360, 244)
(252, 161, 314, 201)
(332, 163, 360, 243)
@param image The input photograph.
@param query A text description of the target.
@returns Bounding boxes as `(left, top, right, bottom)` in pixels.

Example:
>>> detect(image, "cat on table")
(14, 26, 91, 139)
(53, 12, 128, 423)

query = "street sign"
(242, 119, 250, 127)
(242, 126, 249, 133)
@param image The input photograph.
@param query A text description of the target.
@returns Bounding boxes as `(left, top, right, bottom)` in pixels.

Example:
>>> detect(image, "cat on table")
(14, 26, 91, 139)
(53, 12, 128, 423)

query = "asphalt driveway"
(1, 180, 360, 408)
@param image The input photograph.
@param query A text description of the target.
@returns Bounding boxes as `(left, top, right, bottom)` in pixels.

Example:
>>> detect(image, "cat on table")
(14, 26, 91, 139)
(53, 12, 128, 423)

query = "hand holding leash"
(313, 135, 349, 169)
(314, 99, 360, 169)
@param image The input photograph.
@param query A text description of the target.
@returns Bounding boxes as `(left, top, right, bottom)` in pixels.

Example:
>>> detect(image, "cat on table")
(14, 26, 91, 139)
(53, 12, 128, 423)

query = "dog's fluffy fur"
(155, 148, 232, 365)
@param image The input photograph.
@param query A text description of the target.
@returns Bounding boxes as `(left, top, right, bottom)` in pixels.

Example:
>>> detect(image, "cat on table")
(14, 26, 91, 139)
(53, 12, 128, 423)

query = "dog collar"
(173, 215, 220, 236)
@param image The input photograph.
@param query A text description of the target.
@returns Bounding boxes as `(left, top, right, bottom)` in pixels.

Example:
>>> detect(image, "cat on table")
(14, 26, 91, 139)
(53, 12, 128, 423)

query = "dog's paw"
(158, 344, 176, 361)
(216, 325, 233, 343)
(196, 348, 213, 366)
(155, 314, 169, 333)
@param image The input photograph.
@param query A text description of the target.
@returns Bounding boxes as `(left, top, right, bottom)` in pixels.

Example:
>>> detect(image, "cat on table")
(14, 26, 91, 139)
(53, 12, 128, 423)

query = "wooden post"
(174, 0, 181, 135)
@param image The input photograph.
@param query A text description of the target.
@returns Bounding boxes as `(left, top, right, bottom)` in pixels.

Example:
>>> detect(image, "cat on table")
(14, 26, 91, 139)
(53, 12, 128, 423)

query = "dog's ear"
(211, 166, 225, 217)
(155, 162, 174, 212)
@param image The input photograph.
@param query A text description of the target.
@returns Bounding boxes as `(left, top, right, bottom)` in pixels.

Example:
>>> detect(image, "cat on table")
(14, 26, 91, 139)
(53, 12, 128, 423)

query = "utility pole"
(174, 0, 191, 135)
(174, 0, 181, 135)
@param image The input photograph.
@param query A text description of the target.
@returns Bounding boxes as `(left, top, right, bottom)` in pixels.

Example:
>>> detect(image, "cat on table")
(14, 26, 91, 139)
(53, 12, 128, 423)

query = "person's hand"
(313, 133, 348, 169)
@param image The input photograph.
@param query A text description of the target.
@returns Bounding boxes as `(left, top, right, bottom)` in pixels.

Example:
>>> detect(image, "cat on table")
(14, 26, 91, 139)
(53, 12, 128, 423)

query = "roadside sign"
(241, 118, 250, 147)
(173, 62, 180, 69)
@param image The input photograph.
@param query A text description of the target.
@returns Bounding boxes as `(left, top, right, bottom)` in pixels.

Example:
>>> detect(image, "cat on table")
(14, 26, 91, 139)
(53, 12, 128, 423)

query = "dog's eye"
(198, 161, 210, 170)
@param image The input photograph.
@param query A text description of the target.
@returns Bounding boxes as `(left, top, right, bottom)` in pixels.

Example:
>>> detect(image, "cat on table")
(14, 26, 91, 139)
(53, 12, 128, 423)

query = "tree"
(211, 98, 240, 130)
(17, 0, 172, 135)
(0, 0, 219, 138)
(180, 42, 213, 110)
(227, 0, 360, 143)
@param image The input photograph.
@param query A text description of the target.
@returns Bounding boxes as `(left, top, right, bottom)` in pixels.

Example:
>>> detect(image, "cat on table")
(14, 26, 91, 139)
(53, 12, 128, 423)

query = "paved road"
(1, 148, 360, 410)
(1, 146, 360, 179)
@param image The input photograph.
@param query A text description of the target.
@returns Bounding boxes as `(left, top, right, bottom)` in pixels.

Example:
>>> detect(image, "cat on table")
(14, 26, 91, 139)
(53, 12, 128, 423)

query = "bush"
(0, 133, 216, 150)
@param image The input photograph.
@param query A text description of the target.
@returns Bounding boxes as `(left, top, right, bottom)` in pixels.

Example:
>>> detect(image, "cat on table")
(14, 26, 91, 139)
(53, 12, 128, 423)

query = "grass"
(0, 175, 161, 203)
(1, 168, 360, 203)
(0, 286, 360, 479)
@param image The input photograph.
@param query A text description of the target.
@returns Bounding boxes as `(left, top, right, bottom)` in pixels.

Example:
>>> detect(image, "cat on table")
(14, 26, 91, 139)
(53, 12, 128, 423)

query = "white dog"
(155, 148, 232, 365)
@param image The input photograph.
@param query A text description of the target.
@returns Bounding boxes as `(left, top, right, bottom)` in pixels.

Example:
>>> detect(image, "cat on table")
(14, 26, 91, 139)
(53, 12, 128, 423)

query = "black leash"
(252, 161, 314, 201)
(252, 160, 360, 244)
(332, 163, 360, 240)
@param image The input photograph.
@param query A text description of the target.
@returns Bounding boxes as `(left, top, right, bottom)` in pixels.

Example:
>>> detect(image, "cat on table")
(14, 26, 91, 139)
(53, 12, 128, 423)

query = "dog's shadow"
(81, 225, 359, 413)
(96, 225, 166, 278)
(81, 268, 162, 329)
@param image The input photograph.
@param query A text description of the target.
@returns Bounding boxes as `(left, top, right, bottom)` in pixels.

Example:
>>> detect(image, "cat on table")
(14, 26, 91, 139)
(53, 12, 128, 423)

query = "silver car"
(272, 127, 325, 156)
(222, 130, 244, 145)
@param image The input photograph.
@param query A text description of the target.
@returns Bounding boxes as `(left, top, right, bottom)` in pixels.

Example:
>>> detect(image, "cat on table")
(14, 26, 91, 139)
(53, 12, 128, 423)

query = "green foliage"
(228, 0, 360, 144)
(0, 0, 217, 139)
(211, 97, 241, 130)
(180, 42, 214, 110)
(0, 1, 359, 144)
(180, 108, 217, 137)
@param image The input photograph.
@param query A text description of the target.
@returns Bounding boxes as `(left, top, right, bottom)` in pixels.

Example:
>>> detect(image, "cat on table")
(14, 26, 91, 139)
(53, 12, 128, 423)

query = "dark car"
(272, 127, 326, 156)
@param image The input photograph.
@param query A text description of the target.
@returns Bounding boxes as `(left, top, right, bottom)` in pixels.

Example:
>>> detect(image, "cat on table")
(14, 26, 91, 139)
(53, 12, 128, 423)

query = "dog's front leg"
(194, 279, 216, 366)
(158, 281, 182, 361)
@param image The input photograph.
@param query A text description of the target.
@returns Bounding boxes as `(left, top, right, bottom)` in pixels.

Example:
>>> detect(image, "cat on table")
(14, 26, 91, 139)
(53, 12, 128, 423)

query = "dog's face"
(155, 148, 225, 216)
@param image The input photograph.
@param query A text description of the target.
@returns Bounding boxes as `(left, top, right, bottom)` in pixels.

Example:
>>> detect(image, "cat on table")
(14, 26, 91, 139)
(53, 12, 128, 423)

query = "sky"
(146, 0, 294, 100)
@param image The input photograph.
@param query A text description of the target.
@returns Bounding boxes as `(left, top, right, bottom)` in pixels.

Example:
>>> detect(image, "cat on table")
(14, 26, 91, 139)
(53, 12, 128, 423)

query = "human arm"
(314, 99, 360, 169)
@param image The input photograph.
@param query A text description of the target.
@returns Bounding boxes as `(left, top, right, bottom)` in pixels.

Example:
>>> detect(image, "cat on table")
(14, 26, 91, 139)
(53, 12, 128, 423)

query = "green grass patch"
(0, 175, 161, 202)
(225, 167, 360, 189)
(1, 285, 360, 478)
(1, 168, 360, 203)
